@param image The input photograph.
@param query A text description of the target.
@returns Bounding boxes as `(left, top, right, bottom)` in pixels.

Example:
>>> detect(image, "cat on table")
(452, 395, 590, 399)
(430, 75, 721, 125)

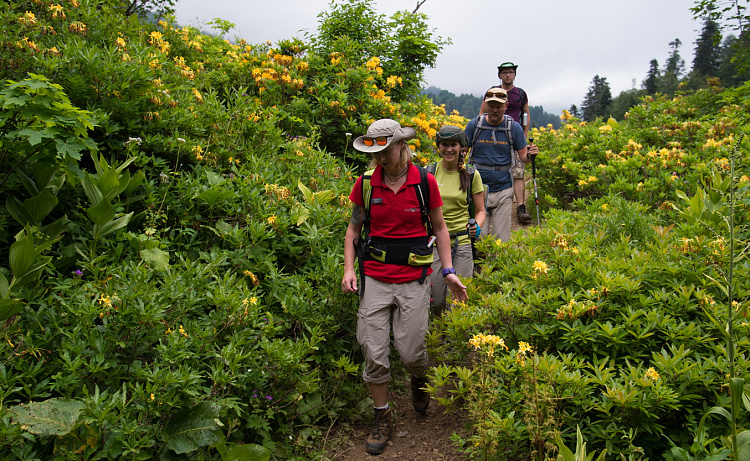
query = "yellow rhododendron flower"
(532, 260, 548, 274)
(645, 367, 660, 381)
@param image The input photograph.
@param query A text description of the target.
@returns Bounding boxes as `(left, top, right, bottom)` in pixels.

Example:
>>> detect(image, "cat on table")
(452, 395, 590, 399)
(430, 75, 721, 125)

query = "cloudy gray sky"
(175, 0, 702, 115)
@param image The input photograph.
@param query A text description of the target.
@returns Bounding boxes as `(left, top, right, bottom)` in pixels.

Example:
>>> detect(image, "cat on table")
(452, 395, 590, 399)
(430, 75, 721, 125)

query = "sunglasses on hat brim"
(362, 136, 392, 147)
(485, 90, 507, 100)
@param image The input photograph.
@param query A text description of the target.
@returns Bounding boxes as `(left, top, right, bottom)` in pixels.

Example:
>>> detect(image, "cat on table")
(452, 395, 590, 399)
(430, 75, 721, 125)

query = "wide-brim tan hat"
(352, 119, 416, 153)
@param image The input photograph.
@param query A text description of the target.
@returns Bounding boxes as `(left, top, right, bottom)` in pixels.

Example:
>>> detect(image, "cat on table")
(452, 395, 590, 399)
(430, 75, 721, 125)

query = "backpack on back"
(469, 114, 517, 167)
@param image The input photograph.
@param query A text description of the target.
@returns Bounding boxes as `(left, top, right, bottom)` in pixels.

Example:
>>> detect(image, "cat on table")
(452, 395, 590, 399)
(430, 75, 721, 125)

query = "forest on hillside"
(422, 86, 562, 129)
(426, 10, 750, 128)
(576, 12, 750, 122)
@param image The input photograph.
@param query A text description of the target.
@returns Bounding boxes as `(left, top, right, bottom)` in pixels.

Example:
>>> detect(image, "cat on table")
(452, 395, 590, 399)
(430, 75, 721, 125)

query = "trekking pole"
(529, 138, 541, 227)
(467, 218, 477, 262)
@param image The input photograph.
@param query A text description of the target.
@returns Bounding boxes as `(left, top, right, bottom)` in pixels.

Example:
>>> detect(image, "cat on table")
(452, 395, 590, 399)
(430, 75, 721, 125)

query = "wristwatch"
(441, 268, 456, 277)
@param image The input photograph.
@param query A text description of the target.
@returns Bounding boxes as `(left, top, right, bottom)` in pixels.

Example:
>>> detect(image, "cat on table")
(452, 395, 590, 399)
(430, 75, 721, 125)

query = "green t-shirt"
(432, 163, 485, 246)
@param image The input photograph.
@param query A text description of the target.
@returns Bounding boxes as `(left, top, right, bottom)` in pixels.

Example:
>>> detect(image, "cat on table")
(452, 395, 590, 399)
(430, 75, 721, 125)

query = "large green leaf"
(223, 444, 271, 461)
(12, 257, 51, 289)
(6, 196, 33, 226)
(95, 212, 133, 239)
(196, 188, 234, 205)
(0, 298, 25, 322)
(80, 173, 104, 206)
(87, 199, 116, 228)
(0, 272, 9, 298)
(10, 398, 85, 436)
(164, 402, 222, 455)
(140, 248, 170, 271)
(9, 234, 35, 278)
(24, 189, 58, 224)
(738, 430, 750, 461)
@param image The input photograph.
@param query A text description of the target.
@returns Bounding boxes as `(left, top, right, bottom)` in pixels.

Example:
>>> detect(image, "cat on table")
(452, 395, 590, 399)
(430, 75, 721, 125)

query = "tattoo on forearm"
(350, 204, 364, 226)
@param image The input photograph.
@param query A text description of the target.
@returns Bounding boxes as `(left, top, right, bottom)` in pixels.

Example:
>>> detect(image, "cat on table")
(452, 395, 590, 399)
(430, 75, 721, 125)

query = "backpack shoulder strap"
(471, 115, 484, 147)
(425, 162, 437, 175)
(504, 115, 516, 163)
(412, 165, 432, 235)
(361, 169, 376, 235)
(518, 87, 528, 108)
(466, 167, 475, 217)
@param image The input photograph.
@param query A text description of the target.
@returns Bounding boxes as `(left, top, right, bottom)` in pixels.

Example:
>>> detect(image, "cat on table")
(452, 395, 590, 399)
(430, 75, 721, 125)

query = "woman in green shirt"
(429, 125, 487, 316)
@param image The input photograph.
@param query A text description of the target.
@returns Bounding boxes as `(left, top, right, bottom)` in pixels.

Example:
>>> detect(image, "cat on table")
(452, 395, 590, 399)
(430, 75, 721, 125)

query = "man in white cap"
(466, 88, 538, 242)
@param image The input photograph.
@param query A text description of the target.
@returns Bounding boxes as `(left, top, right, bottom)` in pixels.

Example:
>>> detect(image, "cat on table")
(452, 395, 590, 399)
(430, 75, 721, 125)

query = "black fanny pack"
(361, 236, 433, 267)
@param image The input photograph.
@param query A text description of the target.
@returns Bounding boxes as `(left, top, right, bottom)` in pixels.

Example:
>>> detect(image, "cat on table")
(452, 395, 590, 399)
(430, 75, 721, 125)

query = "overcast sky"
(175, 0, 702, 115)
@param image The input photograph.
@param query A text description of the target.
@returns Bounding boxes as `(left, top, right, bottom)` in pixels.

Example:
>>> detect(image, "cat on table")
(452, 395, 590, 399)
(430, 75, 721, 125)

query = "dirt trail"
(322, 208, 534, 460)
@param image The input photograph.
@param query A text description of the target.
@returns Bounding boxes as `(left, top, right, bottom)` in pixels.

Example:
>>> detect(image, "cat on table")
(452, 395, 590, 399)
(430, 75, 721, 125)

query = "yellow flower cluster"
(556, 298, 598, 320)
(516, 341, 533, 366)
(645, 367, 660, 381)
(560, 109, 572, 122)
(272, 53, 293, 66)
(115, 35, 127, 50)
(148, 31, 170, 54)
(192, 88, 203, 103)
(264, 183, 291, 201)
(243, 296, 259, 307)
(385, 75, 403, 88)
(553, 235, 569, 247)
(532, 260, 548, 277)
(577, 176, 597, 187)
(677, 237, 697, 253)
(469, 333, 508, 357)
(18, 11, 38, 26)
(17, 37, 39, 52)
(411, 113, 438, 138)
(708, 237, 725, 256)
(49, 4, 65, 18)
(97, 292, 119, 317)
(173, 56, 195, 79)
(598, 125, 612, 132)
(243, 270, 260, 286)
(365, 56, 380, 70)
(251, 66, 303, 89)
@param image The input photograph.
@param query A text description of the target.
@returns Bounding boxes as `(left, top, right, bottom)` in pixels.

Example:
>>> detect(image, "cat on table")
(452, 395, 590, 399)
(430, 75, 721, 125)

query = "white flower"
(177, 137, 186, 143)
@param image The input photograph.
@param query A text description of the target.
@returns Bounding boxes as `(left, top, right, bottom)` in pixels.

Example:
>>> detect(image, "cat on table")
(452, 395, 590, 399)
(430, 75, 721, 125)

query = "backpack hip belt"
(473, 162, 511, 171)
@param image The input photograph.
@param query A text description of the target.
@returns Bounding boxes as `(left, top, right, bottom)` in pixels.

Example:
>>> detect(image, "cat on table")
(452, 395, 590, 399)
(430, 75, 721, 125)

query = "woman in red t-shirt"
(341, 119, 467, 455)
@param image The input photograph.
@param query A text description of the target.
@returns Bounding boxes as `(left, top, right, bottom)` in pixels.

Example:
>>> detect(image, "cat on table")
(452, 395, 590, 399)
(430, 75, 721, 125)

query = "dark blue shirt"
(464, 115, 526, 192)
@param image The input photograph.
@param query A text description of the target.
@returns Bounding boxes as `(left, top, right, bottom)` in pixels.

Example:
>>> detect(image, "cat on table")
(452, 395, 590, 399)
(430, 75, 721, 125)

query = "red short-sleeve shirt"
(350, 163, 443, 283)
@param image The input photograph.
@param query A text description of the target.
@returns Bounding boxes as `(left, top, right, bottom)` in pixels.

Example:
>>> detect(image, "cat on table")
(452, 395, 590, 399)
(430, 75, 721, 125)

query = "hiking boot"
(411, 375, 430, 414)
(365, 407, 393, 455)
(517, 204, 532, 224)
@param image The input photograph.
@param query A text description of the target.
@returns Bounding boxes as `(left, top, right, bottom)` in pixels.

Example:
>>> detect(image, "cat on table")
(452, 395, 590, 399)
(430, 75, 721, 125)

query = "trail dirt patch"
(321, 375, 468, 460)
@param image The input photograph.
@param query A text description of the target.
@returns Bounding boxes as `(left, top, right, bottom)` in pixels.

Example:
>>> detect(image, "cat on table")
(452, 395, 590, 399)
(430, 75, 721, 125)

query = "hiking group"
(340, 61, 540, 456)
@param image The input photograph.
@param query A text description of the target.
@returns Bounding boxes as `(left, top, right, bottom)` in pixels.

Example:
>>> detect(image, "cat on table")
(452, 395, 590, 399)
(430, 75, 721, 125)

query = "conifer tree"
(643, 59, 661, 94)
(661, 39, 685, 95)
(692, 19, 722, 78)
(580, 75, 612, 122)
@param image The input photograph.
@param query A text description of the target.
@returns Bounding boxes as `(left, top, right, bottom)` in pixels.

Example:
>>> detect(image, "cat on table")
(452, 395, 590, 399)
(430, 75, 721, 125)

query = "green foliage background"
(0, 0, 749, 460)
